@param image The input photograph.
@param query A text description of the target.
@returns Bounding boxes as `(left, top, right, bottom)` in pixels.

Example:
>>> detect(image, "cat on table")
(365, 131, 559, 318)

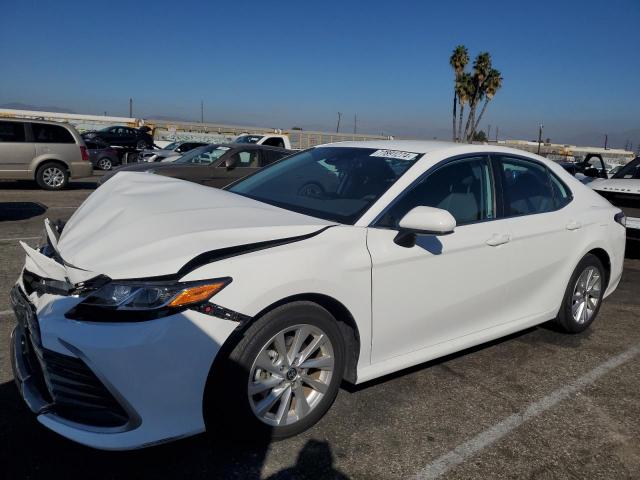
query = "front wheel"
(205, 302, 345, 440)
(554, 254, 605, 333)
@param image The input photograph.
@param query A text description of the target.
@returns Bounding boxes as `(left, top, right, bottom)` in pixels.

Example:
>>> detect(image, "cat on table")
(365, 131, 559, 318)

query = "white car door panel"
(367, 221, 514, 363)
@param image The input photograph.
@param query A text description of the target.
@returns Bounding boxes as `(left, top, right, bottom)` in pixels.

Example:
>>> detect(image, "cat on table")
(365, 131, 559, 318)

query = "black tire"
(554, 254, 606, 333)
(205, 301, 345, 441)
(97, 157, 113, 170)
(35, 162, 69, 190)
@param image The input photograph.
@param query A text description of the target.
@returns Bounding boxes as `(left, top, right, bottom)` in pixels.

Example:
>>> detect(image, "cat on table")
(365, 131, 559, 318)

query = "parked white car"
(591, 156, 640, 239)
(11, 141, 625, 450)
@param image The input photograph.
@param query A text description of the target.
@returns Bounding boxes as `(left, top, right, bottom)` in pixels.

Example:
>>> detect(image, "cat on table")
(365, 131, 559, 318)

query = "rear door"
(0, 121, 33, 175)
(490, 154, 576, 321)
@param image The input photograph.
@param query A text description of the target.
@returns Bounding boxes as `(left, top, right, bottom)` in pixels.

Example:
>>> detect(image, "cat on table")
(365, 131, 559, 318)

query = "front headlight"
(65, 278, 231, 321)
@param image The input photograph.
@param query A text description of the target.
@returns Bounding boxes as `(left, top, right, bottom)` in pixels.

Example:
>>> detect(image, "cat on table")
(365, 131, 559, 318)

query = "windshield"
(163, 142, 179, 151)
(612, 157, 640, 179)
(228, 147, 421, 224)
(235, 135, 263, 144)
(173, 145, 229, 165)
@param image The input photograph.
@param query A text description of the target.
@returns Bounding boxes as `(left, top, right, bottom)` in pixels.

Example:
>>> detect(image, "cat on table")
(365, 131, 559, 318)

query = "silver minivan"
(0, 118, 93, 190)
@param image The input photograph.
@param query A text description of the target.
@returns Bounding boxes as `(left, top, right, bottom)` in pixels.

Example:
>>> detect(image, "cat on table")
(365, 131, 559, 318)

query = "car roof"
(324, 139, 459, 154)
(224, 143, 291, 152)
(0, 116, 76, 127)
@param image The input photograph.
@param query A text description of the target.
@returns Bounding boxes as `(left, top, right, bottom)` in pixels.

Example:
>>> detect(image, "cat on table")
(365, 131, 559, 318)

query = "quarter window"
(549, 171, 572, 209)
(31, 123, 75, 143)
(378, 156, 494, 228)
(498, 156, 555, 216)
(0, 121, 26, 142)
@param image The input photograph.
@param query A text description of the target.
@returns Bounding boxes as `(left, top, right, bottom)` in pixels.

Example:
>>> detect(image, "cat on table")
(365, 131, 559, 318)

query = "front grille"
(596, 190, 640, 218)
(13, 285, 129, 428)
(38, 348, 129, 428)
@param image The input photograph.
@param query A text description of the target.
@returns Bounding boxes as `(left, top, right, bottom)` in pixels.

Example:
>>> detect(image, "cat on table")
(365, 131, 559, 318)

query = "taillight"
(614, 211, 626, 227)
(80, 146, 90, 161)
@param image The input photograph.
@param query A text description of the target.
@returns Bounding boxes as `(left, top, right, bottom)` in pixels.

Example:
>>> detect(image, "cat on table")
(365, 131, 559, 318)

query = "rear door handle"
(486, 233, 510, 246)
(566, 221, 582, 231)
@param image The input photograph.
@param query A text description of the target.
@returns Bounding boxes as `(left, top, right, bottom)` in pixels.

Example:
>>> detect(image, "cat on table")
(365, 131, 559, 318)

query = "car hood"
(55, 172, 335, 280)
(590, 178, 640, 194)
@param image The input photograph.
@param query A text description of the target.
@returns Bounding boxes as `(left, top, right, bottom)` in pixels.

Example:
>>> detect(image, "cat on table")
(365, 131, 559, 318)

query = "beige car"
(0, 118, 93, 190)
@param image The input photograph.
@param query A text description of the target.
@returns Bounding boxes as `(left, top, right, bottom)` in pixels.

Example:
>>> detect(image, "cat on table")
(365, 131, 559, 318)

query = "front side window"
(31, 123, 74, 143)
(613, 157, 640, 179)
(498, 156, 555, 216)
(174, 145, 229, 165)
(377, 156, 494, 228)
(0, 121, 26, 142)
(225, 150, 259, 168)
(263, 137, 286, 148)
(235, 135, 263, 144)
(229, 147, 420, 224)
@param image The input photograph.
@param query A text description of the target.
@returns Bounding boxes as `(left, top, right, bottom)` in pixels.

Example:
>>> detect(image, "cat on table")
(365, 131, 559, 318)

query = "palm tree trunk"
(463, 102, 476, 142)
(452, 89, 457, 141)
(473, 99, 490, 135)
(457, 104, 465, 142)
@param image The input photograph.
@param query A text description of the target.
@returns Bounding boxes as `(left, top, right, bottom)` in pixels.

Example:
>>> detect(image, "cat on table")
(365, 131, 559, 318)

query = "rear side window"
(497, 156, 555, 216)
(549, 171, 572, 209)
(0, 121, 26, 142)
(31, 123, 75, 144)
(263, 137, 286, 148)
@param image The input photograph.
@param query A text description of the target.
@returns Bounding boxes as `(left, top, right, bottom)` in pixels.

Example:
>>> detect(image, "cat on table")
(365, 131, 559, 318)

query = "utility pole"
(336, 112, 342, 133)
(200, 100, 204, 123)
(604, 134, 608, 150)
(104, 111, 107, 116)
(487, 124, 492, 142)
(129, 98, 133, 118)
(354, 113, 357, 134)
(537, 123, 544, 155)
(495, 126, 499, 142)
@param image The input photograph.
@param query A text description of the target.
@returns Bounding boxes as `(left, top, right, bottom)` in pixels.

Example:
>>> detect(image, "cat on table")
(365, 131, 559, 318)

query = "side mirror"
(225, 155, 238, 170)
(394, 206, 456, 247)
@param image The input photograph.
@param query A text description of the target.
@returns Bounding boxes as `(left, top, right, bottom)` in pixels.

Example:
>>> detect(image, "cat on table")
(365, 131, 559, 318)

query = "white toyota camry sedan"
(11, 141, 626, 450)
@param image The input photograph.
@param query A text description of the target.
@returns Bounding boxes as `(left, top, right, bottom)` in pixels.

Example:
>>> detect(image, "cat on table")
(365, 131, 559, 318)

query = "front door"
(202, 149, 263, 188)
(0, 121, 33, 174)
(367, 155, 514, 363)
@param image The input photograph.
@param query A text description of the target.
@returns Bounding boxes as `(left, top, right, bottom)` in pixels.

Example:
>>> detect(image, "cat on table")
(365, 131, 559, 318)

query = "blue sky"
(1, 0, 639, 145)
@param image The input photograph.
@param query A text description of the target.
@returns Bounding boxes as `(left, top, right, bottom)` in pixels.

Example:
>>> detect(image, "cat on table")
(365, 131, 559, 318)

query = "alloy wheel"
(571, 266, 602, 324)
(98, 158, 112, 170)
(248, 324, 335, 427)
(42, 167, 65, 188)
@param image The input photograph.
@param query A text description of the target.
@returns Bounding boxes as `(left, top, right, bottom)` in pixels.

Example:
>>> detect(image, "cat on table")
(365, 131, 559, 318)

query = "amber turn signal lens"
(168, 282, 227, 308)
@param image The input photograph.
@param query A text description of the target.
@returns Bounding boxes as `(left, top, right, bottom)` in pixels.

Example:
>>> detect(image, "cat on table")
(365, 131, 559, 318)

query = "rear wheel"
(97, 157, 113, 170)
(205, 302, 345, 440)
(36, 162, 68, 190)
(554, 254, 605, 333)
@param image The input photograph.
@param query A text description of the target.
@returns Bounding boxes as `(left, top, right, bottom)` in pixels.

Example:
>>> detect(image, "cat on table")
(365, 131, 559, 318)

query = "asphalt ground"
(0, 174, 639, 479)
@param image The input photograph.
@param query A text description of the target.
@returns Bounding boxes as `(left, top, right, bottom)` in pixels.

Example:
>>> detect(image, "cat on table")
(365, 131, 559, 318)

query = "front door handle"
(486, 233, 510, 246)
(566, 221, 582, 231)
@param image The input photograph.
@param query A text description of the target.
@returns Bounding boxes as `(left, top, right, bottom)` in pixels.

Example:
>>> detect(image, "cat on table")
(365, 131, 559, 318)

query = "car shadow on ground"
(0, 180, 98, 191)
(0, 202, 48, 222)
(0, 355, 349, 480)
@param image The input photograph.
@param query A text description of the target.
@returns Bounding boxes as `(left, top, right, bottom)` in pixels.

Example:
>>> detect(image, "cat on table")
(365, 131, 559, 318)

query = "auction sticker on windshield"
(370, 150, 419, 160)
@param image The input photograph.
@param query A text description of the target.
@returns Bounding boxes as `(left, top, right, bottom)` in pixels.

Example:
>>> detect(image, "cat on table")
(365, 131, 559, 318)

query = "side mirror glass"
(395, 206, 456, 247)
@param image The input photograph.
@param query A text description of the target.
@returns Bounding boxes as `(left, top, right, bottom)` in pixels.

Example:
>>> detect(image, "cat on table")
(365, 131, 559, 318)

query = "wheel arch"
(586, 247, 611, 290)
(32, 157, 70, 178)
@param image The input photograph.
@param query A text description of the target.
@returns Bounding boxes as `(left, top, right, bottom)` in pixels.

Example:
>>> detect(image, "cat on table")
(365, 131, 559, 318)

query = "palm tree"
(463, 52, 492, 142)
(449, 45, 469, 141)
(456, 73, 472, 142)
(472, 69, 503, 135)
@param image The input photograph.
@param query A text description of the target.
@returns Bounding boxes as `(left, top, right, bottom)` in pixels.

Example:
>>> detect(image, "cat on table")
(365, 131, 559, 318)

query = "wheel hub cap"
(248, 324, 335, 427)
(571, 266, 601, 324)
